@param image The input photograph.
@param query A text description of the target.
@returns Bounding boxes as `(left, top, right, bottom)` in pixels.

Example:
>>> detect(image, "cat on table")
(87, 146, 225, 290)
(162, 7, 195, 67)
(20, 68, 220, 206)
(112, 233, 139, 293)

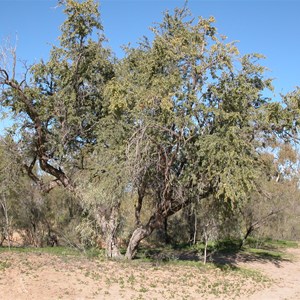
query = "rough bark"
(125, 227, 150, 260)
(98, 204, 122, 259)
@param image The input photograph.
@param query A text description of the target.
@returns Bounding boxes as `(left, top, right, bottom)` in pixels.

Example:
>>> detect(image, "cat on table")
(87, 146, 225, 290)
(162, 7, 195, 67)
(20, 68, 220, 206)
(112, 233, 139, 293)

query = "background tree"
(0, 137, 28, 246)
(238, 143, 300, 246)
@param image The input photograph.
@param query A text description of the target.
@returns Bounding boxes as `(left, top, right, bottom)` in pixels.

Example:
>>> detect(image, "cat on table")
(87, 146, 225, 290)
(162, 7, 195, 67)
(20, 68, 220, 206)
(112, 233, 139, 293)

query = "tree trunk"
(163, 217, 170, 244)
(98, 204, 122, 259)
(240, 225, 254, 249)
(193, 213, 197, 245)
(105, 231, 121, 258)
(125, 213, 163, 259)
(1, 195, 11, 249)
(125, 227, 149, 259)
(126, 187, 214, 260)
(203, 227, 208, 265)
(156, 216, 170, 244)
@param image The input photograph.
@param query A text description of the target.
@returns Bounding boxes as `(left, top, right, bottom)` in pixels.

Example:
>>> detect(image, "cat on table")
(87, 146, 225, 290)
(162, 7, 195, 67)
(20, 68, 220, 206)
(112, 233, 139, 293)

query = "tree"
(0, 137, 20, 247)
(106, 6, 299, 259)
(1, 2, 300, 259)
(0, 137, 24, 246)
(0, 0, 121, 257)
(237, 143, 300, 247)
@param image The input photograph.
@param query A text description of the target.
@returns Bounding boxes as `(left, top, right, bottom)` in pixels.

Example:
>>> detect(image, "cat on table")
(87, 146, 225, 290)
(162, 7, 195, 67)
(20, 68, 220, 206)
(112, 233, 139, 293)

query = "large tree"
(106, 6, 300, 259)
(0, 0, 122, 257)
(1, 2, 300, 260)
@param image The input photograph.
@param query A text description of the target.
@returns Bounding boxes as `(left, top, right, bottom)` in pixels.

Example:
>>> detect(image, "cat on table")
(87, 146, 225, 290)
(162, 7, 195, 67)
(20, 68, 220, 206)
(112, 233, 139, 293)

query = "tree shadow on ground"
(208, 239, 292, 268)
(139, 242, 291, 269)
(140, 248, 199, 261)
(209, 249, 290, 269)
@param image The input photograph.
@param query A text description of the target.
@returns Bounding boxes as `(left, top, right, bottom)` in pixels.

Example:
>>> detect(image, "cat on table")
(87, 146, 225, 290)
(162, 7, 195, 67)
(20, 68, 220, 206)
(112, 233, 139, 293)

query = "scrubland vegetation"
(0, 0, 300, 265)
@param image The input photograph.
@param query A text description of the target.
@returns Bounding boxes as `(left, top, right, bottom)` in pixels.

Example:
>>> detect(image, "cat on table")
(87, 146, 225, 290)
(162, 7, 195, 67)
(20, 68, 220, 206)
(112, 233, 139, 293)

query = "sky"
(1, 0, 300, 132)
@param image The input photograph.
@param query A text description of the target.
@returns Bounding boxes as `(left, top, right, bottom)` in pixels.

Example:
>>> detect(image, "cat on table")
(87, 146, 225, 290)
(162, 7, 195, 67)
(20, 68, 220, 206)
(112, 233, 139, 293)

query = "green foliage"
(59, 0, 102, 48)
(108, 6, 284, 212)
(30, 0, 113, 163)
(0, 1, 300, 257)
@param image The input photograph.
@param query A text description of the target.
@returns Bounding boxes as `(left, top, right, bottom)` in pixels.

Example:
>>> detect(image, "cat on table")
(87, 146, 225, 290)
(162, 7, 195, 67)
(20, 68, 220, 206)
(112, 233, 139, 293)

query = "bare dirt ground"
(0, 246, 299, 300)
(245, 247, 300, 300)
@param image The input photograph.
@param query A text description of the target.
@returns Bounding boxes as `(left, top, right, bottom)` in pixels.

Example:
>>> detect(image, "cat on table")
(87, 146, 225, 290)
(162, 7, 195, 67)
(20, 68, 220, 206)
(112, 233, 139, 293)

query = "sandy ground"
(0, 246, 299, 300)
(245, 247, 300, 300)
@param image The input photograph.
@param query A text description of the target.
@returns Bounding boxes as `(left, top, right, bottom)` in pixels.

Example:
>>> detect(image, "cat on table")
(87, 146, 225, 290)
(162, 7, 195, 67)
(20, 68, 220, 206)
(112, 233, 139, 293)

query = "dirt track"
(0, 246, 299, 300)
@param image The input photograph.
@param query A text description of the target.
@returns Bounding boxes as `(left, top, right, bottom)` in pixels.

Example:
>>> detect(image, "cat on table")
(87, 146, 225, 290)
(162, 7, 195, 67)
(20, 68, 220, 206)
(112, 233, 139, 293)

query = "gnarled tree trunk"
(125, 213, 164, 259)
(125, 186, 213, 260)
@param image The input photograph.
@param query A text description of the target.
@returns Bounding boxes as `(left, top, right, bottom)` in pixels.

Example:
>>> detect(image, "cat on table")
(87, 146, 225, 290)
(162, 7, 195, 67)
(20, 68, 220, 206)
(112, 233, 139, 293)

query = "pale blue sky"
(1, 0, 300, 132)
